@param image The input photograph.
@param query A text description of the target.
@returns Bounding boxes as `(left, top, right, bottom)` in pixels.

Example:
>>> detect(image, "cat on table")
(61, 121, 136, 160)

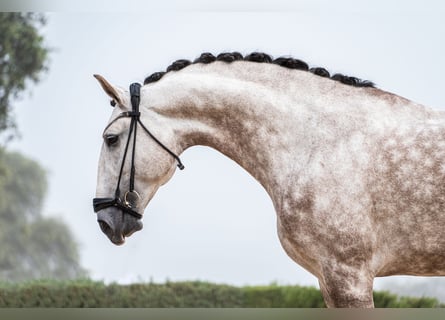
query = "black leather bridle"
(92, 83, 184, 219)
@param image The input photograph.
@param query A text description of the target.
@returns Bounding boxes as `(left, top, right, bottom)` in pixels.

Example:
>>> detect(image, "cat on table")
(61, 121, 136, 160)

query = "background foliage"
(0, 280, 442, 308)
(0, 13, 49, 139)
(0, 150, 87, 281)
(0, 13, 86, 281)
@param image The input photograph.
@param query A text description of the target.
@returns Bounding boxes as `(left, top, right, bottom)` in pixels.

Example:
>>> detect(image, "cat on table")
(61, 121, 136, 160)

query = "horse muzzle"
(93, 198, 143, 245)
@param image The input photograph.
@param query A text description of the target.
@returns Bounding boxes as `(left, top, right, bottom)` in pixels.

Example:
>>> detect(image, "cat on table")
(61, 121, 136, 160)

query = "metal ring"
(124, 190, 141, 209)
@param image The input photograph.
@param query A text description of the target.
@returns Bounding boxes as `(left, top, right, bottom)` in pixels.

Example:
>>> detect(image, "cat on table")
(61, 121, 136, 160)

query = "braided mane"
(144, 52, 375, 88)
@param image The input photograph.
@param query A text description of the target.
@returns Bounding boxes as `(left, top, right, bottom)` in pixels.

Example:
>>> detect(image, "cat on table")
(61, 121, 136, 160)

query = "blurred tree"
(0, 13, 87, 281)
(0, 13, 49, 140)
(0, 150, 87, 281)
(0, 148, 46, 223)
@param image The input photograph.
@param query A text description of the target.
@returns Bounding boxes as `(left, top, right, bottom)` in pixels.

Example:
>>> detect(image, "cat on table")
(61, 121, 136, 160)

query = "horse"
(92, 52, 445, 308)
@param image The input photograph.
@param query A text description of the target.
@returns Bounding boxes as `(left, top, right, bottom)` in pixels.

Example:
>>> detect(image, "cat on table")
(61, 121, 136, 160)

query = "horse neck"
(143, 62, 439, 197)
(143, 62, 297, 194)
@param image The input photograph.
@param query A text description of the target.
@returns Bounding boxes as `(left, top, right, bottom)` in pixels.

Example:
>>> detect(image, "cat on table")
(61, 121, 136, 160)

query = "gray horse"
(93, 52, 444, 307)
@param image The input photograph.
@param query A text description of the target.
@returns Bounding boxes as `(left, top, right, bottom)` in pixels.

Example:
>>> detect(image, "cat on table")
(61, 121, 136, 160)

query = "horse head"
(93, 74, 182, 245)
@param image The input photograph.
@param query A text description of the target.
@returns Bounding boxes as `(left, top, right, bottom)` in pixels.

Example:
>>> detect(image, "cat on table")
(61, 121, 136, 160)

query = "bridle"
(92, 83, 184, 219)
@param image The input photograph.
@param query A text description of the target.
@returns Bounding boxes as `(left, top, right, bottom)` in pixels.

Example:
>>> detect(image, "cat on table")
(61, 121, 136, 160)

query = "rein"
(92, 83, 184, 219)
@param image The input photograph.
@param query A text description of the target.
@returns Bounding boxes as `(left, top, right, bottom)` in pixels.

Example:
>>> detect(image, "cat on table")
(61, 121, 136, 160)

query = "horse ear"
(93, 74, 124, 107)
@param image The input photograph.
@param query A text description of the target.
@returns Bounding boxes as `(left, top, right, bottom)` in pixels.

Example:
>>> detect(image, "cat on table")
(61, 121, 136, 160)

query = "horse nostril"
(98, 220, 112, 236)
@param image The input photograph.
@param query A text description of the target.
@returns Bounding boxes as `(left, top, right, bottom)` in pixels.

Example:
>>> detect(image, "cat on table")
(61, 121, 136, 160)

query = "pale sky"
(7, 1, 445, 299)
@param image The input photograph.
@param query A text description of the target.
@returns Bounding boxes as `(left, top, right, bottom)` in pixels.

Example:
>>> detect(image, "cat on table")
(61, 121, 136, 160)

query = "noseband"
(93, 83, 184, 219)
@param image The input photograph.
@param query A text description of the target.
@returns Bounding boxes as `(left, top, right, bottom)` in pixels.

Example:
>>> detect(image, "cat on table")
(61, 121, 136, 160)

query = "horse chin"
(96, 208, 143, 246)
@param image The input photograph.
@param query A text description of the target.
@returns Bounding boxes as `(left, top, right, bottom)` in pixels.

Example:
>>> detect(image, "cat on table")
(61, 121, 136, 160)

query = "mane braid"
(143, 51, 375, 88)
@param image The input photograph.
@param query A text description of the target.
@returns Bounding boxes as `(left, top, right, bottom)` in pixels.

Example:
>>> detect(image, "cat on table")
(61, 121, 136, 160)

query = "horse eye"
(105, 134, 119, 146)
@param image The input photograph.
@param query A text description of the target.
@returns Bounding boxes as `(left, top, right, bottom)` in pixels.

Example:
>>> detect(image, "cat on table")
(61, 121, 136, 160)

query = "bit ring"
(124, 190, 141, 209)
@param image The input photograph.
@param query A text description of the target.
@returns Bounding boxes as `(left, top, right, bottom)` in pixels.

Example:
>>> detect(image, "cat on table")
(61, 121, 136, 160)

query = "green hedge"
(0, 280, 442, 308)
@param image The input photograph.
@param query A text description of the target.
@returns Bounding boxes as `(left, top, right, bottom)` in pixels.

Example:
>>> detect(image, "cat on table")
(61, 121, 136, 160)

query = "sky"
(6, 1, 445, 300)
